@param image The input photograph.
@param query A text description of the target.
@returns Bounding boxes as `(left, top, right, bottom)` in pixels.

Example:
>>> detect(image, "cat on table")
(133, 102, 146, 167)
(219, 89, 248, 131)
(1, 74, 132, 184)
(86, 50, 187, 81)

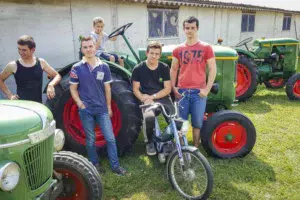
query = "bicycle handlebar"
(139, 104, 151, 109)
(139, 102, 178, 118)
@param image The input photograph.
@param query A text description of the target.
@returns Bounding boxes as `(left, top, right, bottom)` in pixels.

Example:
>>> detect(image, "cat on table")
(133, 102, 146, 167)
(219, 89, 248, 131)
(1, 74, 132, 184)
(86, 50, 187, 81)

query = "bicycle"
(140, 101, 214, 200)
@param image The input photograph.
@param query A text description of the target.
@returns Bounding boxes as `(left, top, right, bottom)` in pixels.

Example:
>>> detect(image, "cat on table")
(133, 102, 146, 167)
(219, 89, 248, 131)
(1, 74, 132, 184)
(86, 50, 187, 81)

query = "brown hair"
(17, 35, 36, 49)
(93, 17, 104, 26)
(146, 41, 162, 53)
(80, 36, 95, 46)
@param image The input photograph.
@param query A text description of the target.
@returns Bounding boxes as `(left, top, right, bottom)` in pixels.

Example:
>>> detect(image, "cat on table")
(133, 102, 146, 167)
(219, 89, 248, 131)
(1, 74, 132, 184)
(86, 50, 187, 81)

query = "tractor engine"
(266, 52, 285, 72)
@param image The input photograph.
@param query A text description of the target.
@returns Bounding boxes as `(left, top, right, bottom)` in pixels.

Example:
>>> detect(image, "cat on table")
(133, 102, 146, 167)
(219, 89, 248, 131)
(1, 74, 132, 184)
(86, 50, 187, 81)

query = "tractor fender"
(235, 48, 256, 59)
(165, 145, 199, 180)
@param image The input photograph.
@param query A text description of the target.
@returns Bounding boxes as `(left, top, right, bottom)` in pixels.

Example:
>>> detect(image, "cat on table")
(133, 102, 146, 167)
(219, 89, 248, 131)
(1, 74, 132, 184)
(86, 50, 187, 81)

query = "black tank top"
(14, 58, 43, 103)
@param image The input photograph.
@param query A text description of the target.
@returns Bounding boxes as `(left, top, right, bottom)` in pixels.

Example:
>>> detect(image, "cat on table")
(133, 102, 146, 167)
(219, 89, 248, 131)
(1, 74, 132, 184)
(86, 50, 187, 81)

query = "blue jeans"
(177, 89, 207, 129)
(98, 52, 119, 61)
(79, 109, 120, 170)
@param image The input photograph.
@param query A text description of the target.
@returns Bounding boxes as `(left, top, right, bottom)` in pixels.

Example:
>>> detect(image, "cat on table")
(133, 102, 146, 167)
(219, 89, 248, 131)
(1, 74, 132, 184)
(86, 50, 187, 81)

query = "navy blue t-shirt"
(69, 58, 112, 114)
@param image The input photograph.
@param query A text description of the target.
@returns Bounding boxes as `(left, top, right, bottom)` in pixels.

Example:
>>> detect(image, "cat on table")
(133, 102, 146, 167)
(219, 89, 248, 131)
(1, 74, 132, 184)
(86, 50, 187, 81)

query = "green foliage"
(78, 35, 84, 42)
(99, 85, 300, 200)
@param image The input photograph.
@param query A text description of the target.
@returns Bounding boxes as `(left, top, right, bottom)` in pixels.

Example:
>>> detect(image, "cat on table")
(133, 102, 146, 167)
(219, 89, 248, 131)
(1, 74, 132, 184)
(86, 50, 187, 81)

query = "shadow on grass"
(235, 91, 300, 114)
(200, 148, 276, 200)
(234, 98, 272, 114)
(100, 133, 276, 200)
(101, 138, 184, 200)
(253, 94, 300, 106)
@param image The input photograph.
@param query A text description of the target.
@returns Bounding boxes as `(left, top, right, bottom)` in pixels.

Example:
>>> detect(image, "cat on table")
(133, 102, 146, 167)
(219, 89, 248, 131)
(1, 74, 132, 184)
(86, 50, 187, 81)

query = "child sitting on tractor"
(90, 17, 124, 67)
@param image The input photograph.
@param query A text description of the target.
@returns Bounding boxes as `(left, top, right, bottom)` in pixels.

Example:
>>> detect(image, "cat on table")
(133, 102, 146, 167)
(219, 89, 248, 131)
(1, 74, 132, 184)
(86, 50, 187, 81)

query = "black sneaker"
(112, 166, 130, 176)
(94, 163, 105, 174)
(146, 142, 156, 156)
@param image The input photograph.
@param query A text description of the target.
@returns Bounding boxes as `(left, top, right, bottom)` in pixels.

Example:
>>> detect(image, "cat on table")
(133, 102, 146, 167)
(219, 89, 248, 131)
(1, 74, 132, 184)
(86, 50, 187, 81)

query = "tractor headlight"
(0, 162, 20, 191)
(54, 129, 65, 151)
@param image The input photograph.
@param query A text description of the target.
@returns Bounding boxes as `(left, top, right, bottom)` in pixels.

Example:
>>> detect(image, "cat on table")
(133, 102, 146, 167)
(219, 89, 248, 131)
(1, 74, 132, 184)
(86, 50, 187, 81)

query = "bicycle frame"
(141, 101, 190, 168)
(170, 119, 186, 165)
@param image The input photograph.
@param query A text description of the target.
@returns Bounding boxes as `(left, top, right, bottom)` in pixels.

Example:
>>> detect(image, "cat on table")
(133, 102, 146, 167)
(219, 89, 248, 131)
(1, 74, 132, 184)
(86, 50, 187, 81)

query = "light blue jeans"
(79, 109, 120, 170)
(178, 89, 207, 129)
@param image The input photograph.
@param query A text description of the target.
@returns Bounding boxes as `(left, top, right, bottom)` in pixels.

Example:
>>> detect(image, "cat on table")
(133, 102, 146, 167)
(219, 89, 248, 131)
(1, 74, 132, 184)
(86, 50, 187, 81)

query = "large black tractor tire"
(285, 73, 300, 100)
(53, 151, 103, 200)
(263, 78, 286, 89)
(201, 110, 256, 158)
(47, 72, 142, 156)
(236, 56, 257, 102)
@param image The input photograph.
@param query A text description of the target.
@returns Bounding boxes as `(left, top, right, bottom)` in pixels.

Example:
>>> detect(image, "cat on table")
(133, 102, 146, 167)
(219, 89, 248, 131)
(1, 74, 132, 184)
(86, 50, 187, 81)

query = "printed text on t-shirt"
(180, 50, 204, 65)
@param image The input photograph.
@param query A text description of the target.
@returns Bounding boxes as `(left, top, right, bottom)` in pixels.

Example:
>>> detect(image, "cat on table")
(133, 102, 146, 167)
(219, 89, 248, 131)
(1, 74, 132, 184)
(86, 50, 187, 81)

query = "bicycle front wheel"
(168, 149, 213, 200)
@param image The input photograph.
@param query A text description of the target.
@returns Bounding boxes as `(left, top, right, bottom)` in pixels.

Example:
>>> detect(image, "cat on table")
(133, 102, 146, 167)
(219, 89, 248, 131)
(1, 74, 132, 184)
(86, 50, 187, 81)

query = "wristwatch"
(152, 93, 157, 99)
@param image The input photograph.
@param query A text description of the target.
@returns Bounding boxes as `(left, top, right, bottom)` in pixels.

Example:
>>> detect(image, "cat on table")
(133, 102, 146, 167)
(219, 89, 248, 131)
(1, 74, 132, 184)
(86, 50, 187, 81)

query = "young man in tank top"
(0, 35, 61, 103)
(171, 16, 217, 148)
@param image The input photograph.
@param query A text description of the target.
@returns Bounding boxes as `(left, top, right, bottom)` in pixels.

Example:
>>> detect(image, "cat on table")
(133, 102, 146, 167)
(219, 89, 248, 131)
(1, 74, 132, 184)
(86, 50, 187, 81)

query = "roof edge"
(123, 0, 300, 14)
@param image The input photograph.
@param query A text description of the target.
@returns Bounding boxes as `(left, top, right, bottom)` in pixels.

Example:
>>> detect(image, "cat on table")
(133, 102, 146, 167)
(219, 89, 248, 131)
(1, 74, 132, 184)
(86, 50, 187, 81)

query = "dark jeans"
(142, 97, 175, 143)
(79, 109, 120, 170)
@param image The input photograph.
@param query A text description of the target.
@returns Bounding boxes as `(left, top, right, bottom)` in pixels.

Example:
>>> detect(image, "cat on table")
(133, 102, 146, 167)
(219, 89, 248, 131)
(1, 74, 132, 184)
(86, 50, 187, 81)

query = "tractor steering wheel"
(235, 37, 253, 47)
(108, 23, 133, 39)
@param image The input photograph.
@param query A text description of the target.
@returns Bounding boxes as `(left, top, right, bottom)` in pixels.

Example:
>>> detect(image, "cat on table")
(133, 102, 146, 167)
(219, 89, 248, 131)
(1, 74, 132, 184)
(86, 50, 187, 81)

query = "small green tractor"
(0, 100, 102, 200)
(233, 37, 300, 101)
(46, 23, 256, 159)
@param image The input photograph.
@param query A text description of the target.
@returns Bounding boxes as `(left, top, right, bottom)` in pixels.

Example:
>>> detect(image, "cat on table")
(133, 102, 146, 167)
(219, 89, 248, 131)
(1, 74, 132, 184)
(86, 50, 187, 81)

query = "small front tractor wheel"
(264, 78, 286, 89)
(286, 73, 300, 100)
(54, 151, 103, 200)
(236, 56, 257, 101)
(201, 110, 256, 158)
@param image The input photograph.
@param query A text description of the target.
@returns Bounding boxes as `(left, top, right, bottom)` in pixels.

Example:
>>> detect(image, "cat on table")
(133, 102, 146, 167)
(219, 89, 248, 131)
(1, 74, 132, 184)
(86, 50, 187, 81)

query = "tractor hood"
(138, 44, 237, 65)
(253, 38, 300, 47)
(0, 100, 53, 140)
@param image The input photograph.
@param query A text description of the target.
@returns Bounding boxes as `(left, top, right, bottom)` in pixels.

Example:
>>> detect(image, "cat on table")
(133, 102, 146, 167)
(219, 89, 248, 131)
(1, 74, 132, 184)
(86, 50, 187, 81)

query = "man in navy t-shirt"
(69, 36, 128, 176)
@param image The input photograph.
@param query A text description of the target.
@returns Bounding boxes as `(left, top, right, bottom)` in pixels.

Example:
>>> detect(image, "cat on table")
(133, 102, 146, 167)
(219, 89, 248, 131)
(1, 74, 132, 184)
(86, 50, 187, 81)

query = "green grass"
(100, 85, 300, 200)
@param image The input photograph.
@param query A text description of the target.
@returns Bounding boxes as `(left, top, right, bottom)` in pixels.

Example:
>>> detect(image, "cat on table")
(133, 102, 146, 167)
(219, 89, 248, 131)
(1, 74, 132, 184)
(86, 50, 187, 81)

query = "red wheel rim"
(56, 169, 88, 200)
(236, 64, 252, 98)
(268, 78, 284, 87)
(63, 98, 122, 146)
(212, 121, 247, 154)
(293, 80, 300, 97)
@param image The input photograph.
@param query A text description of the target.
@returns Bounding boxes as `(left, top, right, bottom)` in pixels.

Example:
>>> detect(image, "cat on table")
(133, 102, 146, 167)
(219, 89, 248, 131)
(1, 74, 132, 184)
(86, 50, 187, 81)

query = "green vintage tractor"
(0, 100, 102, 200)
(234, 37, 300, 101)
(46, 23, 256, 159)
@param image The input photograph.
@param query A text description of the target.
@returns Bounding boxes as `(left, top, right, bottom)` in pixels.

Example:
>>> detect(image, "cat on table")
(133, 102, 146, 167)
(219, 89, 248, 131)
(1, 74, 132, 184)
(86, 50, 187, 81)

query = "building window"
(148, 8, 178, 38)
(282, 15, 291, 31)
(241, 13, 255, 32)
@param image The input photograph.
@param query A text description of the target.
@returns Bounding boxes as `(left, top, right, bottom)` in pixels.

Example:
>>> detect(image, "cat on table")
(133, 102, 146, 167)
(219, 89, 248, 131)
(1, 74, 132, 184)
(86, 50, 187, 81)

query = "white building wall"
(0, 0, 300, 70)
(215, 9, 234, 46)
(116, 2, 148, 53)
(240, 11, 276, 45)
(0, 0, 75, 68)
(197, 7, 215, 43)
(226, 10, 242, 46)
(296, 15, 300, 39)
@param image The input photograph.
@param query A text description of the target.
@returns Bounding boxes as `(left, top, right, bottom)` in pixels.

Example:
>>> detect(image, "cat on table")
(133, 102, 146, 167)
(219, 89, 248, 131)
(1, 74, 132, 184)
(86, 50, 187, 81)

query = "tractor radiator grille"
(23, 135, 54, 190)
